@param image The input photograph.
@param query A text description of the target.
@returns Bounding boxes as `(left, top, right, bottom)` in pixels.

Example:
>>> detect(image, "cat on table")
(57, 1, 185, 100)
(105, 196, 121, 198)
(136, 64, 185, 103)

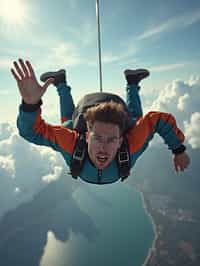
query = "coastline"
(138, 190, 158, 266)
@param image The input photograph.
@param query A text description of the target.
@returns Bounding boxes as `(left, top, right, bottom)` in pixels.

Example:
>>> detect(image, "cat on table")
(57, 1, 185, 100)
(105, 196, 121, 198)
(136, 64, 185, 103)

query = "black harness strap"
(117, 137, 130, 181)
(70, 133, 87, 179)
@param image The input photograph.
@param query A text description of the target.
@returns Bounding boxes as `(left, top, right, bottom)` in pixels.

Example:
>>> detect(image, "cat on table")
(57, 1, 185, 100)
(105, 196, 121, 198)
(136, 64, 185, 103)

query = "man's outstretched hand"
(11, 59, 54, 104)
(173, 151, 190, 172)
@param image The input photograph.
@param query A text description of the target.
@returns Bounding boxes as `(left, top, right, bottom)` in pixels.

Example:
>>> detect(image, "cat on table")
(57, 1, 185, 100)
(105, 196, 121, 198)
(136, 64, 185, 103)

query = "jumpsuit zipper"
(97, 169, 102, 184)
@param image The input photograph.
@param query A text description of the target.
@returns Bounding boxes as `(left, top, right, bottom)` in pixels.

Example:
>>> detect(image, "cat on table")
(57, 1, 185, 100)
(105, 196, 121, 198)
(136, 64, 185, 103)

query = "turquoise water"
(40, 182, 154, 266)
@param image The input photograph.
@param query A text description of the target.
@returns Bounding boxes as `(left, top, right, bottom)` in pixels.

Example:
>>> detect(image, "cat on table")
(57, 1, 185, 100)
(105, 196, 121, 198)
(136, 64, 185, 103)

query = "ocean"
(40, 181, 154, 266)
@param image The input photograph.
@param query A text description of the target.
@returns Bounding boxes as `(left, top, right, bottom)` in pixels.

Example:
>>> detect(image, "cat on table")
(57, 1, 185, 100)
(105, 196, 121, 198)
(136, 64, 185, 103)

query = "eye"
(93, 135, 102, 142)
(107, 137, 118, 144)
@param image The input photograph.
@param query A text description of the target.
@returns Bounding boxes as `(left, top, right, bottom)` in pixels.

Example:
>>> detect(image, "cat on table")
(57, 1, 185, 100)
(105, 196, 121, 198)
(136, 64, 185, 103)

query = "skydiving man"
(11, 59, 190, 184)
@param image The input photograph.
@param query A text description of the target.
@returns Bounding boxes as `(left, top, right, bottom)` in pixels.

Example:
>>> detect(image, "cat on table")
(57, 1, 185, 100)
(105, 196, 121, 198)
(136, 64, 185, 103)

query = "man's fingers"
(11, 68, 21, 83)
(176, 162, 185, 172)
(13, 61, 25, 79)
(180, 164, 184, 171)
(174, 153, 190, 173)
(177, 161, 188, 172)
(19, 58, 29, 77)
(26, 60, 36, 79)
(174, 160, 178, 172)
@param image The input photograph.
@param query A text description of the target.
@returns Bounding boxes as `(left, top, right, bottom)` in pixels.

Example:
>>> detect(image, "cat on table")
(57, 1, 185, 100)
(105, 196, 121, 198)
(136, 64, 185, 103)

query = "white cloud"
(150, 63, 187, 72)
(28, 41, 83, 71)
(177, 94, 189, 111)
(0, 41, 82, 72)
(0, 123, 13, 140)
(102, 50, 138, 66)
(0, 58, 12, 69)
(138, 8, 200, 40)
(42, 166, 63, 183)
(0, 154, 15, 177)
(146, 76, 200, 148)
(138, 20, 176, 40)
(0, 123, 67, 218)
(51, 42, 81, 66)
(188, 75, 200, 86)
(184, 112, 200, 149)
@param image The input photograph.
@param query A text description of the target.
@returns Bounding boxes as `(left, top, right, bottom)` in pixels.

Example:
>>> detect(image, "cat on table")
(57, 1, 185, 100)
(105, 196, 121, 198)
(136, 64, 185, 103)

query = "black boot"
(124, 69, 150, 85)
(40, 69, 66, 86)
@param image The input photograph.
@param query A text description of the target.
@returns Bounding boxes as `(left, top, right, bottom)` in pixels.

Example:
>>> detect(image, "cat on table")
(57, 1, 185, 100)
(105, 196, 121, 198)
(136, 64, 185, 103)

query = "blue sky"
(0, 0, 200, 122)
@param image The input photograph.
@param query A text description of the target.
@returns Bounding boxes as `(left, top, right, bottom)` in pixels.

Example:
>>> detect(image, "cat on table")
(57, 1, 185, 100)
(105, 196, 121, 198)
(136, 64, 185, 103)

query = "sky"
(0, 0, 200, 121)
(0, 0, 200, 216)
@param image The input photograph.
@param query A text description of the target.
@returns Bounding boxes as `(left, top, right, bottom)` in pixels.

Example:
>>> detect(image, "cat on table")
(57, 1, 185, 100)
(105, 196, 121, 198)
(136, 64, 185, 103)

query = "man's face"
(86, 121, 123, 170)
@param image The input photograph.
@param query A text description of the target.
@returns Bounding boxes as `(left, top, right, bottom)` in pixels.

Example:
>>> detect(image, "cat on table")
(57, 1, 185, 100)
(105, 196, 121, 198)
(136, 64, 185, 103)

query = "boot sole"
(40, 69, 65, 82)
(124, 69, 150, 78)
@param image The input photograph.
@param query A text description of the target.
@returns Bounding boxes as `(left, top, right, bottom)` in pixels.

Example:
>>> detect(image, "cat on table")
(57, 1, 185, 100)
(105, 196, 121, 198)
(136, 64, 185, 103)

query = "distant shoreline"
(137, 190, 158, 266)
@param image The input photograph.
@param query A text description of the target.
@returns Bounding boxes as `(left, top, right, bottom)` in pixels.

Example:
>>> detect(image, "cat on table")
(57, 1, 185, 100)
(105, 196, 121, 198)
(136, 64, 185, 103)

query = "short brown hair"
(84, 101, 129, 134)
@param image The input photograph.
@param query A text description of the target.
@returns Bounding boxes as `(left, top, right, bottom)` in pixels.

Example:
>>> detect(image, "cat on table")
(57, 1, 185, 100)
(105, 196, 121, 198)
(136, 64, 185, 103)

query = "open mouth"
(96, 155, 108, 164)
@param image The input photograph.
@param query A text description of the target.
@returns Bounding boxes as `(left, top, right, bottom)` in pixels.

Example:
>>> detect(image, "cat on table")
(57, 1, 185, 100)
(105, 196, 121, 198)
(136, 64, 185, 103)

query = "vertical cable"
(96, 0, 103, 92)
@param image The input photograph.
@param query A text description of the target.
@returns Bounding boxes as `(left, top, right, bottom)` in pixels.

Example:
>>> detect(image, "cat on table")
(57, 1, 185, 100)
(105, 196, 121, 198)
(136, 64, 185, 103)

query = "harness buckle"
(118, 151, 129, 163)
(73, 147, 85, 161)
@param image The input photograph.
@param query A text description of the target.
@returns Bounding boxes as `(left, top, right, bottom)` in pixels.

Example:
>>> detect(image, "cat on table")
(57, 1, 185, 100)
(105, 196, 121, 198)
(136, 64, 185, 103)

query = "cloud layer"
(0, 124, 68, 218)
(184, 112, 200, 149)
(145, 76, 200, 149)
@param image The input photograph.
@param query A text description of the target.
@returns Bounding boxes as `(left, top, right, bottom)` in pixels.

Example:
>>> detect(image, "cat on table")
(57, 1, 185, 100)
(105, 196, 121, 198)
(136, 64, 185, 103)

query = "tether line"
(96, 0, 103, 92)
